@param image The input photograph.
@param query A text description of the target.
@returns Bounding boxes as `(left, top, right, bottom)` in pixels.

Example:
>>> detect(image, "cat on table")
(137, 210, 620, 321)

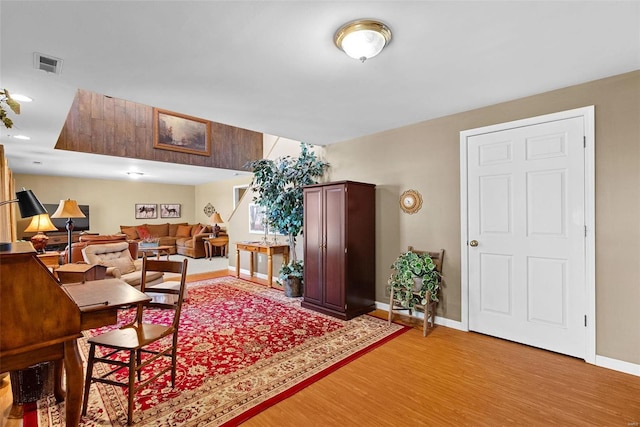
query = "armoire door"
(303, 186, 323, 306)
(322, 184, 346, 311)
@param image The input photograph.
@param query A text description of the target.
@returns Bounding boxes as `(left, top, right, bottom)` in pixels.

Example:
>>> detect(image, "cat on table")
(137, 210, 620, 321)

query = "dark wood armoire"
(301, 181, 376, 320)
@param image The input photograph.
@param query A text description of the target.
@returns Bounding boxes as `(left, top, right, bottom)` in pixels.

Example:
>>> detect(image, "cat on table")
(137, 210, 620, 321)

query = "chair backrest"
(82, 242, 137, 274)
(139, 254, 188, 328)
(407, 246, 445, 274)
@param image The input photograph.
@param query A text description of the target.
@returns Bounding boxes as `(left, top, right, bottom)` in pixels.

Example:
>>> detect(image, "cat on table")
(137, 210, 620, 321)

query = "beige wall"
(12, 71, 638, 365)
(14, 175, 196, 236)
(325, 70, 640, 365)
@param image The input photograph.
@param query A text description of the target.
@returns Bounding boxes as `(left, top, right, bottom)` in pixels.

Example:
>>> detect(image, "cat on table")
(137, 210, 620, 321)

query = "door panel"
(468, 116, 586, 358)
(302, 187, 323, 305)
(323, 185, 345, 311)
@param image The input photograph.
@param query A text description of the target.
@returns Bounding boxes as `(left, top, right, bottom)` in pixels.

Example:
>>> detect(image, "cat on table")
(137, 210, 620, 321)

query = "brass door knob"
(469, 240, 479, 247)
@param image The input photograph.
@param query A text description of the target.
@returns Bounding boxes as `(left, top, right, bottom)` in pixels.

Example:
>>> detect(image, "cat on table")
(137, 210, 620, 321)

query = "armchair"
(81, 242, 163, 288)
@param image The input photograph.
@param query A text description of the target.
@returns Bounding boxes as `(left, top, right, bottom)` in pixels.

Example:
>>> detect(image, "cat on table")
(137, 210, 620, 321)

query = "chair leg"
(388, 290, 394, 325)
(81, 343, 96, 416)
(171, 335, 178, 387)
(127, 350, 136, 425)
(423, 308, 428, 337)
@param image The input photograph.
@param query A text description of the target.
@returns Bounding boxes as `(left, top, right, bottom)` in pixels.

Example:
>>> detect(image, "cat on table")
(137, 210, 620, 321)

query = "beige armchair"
(82, 242, 164, 288)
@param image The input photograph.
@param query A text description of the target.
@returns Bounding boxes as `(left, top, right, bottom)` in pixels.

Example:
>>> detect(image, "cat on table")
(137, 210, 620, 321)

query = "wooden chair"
(388, 246, 444, 336)
(81, 256, 188, 425)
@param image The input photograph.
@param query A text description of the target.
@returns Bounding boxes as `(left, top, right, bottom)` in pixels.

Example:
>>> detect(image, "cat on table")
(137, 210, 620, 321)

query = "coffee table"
(138, 245, 172, 260)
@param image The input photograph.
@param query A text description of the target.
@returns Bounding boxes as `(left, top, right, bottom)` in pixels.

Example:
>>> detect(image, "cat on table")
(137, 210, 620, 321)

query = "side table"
(37, 251, 60, 270)
(56, 264, 107, 284)
(204, 236, 229, 260)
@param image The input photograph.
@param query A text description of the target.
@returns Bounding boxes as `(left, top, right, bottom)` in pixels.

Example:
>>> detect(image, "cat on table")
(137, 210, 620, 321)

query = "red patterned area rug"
(26, 276, 408, 426)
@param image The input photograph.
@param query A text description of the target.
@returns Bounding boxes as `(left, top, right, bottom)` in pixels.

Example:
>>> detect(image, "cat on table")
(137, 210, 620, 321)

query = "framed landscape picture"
(135, 204, 157, 219)
(160, 204, 181, 218)
(153, 108, 211, 156)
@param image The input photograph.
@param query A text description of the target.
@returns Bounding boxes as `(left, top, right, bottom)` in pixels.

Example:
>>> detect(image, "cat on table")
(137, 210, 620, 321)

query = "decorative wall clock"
(399, 189, 422, 214)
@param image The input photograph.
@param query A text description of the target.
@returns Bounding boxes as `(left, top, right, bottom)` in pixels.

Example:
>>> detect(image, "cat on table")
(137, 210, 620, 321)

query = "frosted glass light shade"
(334, 19, 392, 62)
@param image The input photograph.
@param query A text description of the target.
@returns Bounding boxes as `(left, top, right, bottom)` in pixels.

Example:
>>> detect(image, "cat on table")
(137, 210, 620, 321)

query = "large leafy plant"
(0, 88, 20, 128)
(246, 143, 329, 262)
(388, 251, 441, 309)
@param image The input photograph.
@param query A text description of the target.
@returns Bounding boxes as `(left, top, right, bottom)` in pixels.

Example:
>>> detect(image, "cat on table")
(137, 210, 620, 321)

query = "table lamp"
(50, 199, 85, 264)
(24, 213, 58, 253)
(0, 188, 47, 251)
(210, 212, 224, 237)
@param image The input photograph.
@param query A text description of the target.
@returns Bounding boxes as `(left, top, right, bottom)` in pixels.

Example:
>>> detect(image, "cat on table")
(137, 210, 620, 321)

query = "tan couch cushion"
(168, 222, 188, 237)
(121, 227, 138, 240)
(192, 224, 204, 236)
(176, 225, 191, 237)
(146, 223, 169, 237)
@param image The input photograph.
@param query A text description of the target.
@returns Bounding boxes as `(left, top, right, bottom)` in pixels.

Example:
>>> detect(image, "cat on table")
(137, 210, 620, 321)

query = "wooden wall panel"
(56, 89, 262, 171)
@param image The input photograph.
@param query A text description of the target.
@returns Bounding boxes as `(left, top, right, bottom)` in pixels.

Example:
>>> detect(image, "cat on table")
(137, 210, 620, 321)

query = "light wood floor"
(3, 271, 639, 426)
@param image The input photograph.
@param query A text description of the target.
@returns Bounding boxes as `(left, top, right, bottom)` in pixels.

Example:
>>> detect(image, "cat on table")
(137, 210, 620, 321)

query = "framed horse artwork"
(135, 203, 157, 219)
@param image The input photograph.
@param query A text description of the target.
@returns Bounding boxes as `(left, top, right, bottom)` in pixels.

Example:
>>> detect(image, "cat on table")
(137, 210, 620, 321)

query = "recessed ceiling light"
(11, 94, 33, 102)
(13, 135, 31, 140)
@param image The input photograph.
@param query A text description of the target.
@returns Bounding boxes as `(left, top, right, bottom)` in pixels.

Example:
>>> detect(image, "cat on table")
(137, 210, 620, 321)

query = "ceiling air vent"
(34, 52, 63, 74)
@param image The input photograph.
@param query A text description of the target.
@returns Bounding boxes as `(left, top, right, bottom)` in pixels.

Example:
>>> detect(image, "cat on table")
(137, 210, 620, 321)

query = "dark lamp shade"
(50, 199, 86, 219)
(15, 189, 47, 218)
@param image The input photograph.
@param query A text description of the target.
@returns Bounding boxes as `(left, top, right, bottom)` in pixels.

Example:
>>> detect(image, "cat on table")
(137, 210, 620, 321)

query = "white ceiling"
(1, 1, 639, 185)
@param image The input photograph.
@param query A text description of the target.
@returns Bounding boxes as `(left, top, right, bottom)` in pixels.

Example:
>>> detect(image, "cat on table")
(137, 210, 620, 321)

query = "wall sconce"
(334, 19, 392, 62)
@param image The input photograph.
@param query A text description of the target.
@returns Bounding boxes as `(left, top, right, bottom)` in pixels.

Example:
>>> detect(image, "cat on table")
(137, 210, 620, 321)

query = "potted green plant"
(247, 143, 329, 297)
(278, 260, 304, 297)
(1, 88, 20, 128)
(388, 251, 441, 309)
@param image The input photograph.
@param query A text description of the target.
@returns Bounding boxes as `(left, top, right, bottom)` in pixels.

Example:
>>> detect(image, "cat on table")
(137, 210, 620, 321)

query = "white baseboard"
(376, 301, 639, 377)
(230, 266, 268, 281)
(595, 355, 640, 377)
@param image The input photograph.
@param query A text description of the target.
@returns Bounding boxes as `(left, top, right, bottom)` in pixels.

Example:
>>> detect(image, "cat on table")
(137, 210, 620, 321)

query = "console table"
(235, 242, 289, 287)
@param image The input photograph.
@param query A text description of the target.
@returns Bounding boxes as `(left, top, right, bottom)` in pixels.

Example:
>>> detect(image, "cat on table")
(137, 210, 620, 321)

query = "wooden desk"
(204, 236, 229, 259)
(235, 242, 289, 287)
(59, 279, 151, 424)
(0, 245, 148, 426)
(138, 245, 172, 260)
(62, 278, 151, 330)
(56, 263, 107, 284)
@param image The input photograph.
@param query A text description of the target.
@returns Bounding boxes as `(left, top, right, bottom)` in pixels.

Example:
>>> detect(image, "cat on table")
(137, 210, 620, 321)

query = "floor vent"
(34, 52, 63, 75)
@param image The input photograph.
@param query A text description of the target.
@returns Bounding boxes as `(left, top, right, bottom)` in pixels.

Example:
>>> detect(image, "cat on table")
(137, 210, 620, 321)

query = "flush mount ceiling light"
(127, 171, 144, 179)
(334, 19, 392, 62)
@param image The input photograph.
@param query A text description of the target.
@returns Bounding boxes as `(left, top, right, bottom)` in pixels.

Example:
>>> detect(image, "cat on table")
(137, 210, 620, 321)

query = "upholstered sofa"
(119, 222, 225, 259)
(63, 234, 138, 264)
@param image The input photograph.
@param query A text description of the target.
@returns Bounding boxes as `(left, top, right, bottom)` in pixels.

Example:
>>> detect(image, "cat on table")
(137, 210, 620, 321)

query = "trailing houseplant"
(1, 88, 20, 128)
(388, 251, 441, 309)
